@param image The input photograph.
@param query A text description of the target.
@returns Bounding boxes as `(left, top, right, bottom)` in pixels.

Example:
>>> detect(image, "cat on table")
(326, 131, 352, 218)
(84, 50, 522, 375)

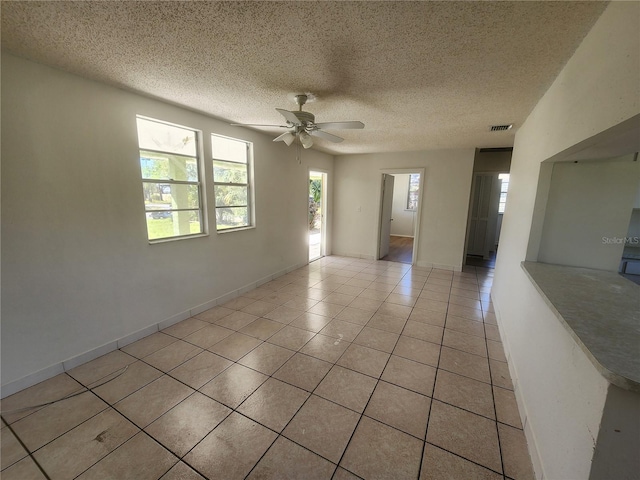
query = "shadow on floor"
(465, 252, 497, 269)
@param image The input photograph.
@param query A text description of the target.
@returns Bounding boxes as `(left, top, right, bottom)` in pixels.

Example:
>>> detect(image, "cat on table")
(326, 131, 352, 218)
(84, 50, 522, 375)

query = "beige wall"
(492, 3, 640, 479)
(332, 149, 475, 269)
(1, 54, 334, 393)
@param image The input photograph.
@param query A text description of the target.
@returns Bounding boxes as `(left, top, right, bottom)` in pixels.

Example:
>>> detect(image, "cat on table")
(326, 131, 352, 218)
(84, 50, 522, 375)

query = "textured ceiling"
(1, 1, 607, 154)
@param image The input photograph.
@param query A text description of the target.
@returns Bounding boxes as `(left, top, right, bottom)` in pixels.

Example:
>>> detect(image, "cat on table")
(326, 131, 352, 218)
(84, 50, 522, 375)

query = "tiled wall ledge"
(521, 261, 640, 392)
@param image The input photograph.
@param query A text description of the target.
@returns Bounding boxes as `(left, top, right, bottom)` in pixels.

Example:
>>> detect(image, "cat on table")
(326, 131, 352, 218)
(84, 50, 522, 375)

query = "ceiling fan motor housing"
(293, 110, 315, 127)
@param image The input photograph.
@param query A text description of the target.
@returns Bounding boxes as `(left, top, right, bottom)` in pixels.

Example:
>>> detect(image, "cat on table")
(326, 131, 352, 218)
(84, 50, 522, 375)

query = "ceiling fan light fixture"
(282, 132, 296, 146)
(273, 131, 296, 146)
(299, 131, 313, 149)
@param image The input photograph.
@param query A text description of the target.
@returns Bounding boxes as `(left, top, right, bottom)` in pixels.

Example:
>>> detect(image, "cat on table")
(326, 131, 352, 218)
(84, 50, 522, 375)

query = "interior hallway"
(1, 256, 534, 480)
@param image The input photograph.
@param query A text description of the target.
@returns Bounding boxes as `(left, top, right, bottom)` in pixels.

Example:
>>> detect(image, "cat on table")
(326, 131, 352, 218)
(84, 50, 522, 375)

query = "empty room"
(1, 2, 639, 480)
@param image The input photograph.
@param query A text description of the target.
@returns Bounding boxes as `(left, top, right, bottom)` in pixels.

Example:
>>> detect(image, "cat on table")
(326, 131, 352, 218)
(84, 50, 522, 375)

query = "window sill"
(149, 233, 209, 244)
(216, 225, 256, 234)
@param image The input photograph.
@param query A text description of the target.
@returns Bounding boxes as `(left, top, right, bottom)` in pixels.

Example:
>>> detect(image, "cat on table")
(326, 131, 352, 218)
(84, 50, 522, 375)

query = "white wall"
(332, 149, 475, 269)
(390, 174, 416, 237)
(537, 156, 640, 271)
(492, 2, 640, 479)
(1, 54, 334, 393)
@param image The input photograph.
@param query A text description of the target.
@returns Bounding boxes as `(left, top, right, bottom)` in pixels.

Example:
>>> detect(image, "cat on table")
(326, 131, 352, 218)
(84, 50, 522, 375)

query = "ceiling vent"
(490, 124, 513, 132)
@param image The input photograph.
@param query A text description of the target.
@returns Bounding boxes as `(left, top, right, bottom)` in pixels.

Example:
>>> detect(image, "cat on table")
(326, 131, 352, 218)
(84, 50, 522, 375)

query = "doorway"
(465, 172, 509, 268)
(309, 171, 327, 262)
(378, 170, 422, 264)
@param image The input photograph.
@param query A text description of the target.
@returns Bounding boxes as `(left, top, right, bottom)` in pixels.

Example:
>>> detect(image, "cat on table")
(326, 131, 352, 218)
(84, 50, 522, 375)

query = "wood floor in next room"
(382, 235, 413, 264)
(0, 256, 535, 480)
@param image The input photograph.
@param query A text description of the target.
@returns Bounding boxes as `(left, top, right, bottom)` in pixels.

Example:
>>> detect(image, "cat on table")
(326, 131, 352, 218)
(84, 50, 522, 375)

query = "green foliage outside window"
(212, 135, 252, 230)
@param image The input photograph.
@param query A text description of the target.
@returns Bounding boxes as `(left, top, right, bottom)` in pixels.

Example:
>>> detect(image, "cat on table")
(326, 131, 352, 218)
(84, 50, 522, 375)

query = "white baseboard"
(491, 293, 545, 480)
(416, 260, 462, 272)
(331, 251, 376, 261)
(62, 340, 119, 372)
(1, 261, 306, 399)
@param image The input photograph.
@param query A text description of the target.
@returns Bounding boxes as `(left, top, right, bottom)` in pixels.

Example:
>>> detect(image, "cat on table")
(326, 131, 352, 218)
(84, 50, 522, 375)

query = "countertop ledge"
(521, 261, 640, 392)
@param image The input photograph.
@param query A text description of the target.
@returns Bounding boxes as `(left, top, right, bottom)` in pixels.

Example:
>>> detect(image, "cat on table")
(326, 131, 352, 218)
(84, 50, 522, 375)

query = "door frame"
(308, 168, 329, 262)
(376, 168, 425, 264)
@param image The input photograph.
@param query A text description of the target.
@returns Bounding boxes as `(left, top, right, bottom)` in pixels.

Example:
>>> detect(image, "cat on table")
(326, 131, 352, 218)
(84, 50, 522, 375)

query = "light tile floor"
(1, 256, 535, 480)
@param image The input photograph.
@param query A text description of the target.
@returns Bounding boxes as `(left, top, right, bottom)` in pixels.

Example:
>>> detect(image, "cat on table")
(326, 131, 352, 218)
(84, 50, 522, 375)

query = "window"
(406, 173, 420, 210)
(212, 134, 253, 231)
(136, 116, 205, 241)
(498, 173, 510, 213)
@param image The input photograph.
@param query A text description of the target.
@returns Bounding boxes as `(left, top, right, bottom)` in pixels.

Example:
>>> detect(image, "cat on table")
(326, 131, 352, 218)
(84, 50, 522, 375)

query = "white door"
(485, 176, 502, 257)
(378, 174, 395, 259)
(467, 174, 501, 258)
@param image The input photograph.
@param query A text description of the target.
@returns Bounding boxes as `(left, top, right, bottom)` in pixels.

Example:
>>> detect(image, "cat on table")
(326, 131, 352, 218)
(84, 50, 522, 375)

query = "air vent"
(490, 124, 513, 132)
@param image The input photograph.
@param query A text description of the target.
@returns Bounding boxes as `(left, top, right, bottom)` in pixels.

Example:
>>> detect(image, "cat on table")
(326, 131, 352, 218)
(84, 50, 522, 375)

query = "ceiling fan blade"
(310, 129, 344, 143)
(314, 121, 364, 130)
(276, 108, 302, 126)
(230, 123, 288, 128)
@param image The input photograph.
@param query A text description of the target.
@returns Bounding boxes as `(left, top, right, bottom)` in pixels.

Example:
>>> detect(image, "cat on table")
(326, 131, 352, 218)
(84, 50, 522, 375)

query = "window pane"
(499, 192, 507, 203)
(409, 174, 420, 191)
(407, 173, 420, 209)
(143, 182, 200, 210)
(216, 207, 248, 230)
(213, 160, 248, 184)
(214, 185, 248, 207)
(211, 133, 252, 232)
(137, 118, 197, 156)
(498, 203, 506, 214)
(211, 135, 247, 163)
(408, 192, 418, 210)
(140, 151, 198, 181)
(146, 210, 202, 240)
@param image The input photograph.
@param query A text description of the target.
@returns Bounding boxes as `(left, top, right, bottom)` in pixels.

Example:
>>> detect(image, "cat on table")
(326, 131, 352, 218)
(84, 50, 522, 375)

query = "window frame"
(406, 173, 420, 211)
(136, 115, 207, 243)
(211, 133, 255, 232)
(498, 173, 510, 214)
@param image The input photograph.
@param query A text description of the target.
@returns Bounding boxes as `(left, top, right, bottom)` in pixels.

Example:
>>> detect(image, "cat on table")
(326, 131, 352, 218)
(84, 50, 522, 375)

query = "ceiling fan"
(232, 94, 364, 149)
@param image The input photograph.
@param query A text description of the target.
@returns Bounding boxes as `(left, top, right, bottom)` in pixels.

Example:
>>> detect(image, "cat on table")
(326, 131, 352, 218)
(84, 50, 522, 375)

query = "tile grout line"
(475, 266, 508, 480)
(416, 267, 453, 480)
(238, 262, 456, 476)
(1, 416, 53, 480)
(317, 264, 420, 479)
(5, 258, 509, 480)
(418, 265, 509, 479)
(326, 272, 406, 478)
(168, 260, 401, 478)
(2, 374, 140, 479)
